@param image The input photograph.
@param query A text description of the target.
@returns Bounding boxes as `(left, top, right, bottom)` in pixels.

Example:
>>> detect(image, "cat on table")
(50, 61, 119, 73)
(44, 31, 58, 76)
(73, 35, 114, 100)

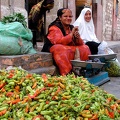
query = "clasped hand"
(71, 26, 81, 44)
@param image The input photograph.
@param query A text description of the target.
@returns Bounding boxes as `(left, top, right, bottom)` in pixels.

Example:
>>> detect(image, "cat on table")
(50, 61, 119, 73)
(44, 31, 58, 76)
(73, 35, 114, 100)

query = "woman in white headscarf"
(73, 7, 101, 54)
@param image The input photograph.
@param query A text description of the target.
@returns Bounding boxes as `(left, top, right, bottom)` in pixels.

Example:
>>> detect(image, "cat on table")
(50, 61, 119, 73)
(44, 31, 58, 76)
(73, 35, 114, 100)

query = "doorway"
(25, 0, 44, 46)
(76, 6, 84, 19)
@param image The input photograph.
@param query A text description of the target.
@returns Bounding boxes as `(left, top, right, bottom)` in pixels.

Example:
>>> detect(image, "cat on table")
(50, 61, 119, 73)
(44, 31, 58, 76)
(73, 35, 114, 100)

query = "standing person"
(41, 8, 91, 75)
(73, 7, 101, 54)
(28, 0, 54, 48)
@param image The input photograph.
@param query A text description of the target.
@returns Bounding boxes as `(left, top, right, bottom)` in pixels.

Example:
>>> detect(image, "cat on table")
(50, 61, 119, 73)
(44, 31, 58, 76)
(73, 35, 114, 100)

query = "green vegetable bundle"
(0, 13, 27, 28)
(0, 67, 120, 120)
(105, 59, 120, 77)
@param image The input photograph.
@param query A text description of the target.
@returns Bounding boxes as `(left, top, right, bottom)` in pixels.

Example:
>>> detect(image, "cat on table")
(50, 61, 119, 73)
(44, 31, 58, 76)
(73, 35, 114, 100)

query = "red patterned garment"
(48, 26, 91, 75)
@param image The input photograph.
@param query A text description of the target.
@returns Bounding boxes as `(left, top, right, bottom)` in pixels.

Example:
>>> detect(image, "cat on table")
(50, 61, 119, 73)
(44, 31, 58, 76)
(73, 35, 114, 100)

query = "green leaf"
(0, 13, 27, 28)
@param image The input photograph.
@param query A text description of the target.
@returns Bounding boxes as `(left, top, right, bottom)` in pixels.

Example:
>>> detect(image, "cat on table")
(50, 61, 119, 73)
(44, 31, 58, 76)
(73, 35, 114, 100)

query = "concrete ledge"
(107, 41, 120, 53)
(0, 52, 53, 70)
(109, 44, 120, 53)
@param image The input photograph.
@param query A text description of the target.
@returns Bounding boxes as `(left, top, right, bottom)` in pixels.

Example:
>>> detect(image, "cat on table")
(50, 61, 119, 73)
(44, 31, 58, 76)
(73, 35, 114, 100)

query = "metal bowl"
(88, 53, 117, 61)
(71, 60, 105, 69)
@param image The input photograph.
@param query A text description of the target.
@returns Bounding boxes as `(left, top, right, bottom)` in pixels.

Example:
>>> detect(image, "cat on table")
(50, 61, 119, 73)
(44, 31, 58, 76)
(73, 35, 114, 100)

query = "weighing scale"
(71, 53, 117, 86)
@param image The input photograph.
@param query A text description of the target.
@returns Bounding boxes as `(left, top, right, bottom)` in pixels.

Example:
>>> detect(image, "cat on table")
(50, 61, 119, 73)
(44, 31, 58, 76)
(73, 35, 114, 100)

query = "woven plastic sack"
(98, 40, 114, 54)
(0, 22, 37, 55)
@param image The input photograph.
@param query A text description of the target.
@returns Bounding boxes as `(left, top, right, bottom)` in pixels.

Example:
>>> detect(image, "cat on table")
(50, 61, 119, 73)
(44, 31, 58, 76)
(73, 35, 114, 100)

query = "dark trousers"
(86, 41, 101, 54)
(32, 30, 37, 48)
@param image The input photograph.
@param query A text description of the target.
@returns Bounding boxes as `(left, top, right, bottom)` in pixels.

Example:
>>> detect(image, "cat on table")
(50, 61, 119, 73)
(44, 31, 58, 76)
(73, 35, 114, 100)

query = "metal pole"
(0, 0, 1, 19)
(63, 0, 68, 8)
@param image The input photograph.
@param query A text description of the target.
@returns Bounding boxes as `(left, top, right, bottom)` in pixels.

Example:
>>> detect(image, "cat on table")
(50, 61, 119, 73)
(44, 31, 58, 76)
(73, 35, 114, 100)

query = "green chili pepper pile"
(0, 67, 120, 120)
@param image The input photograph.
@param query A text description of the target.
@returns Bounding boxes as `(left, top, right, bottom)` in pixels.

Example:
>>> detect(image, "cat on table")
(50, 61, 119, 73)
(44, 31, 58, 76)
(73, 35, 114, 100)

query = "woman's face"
(84, 10, 91, 22)
(59, 9, 73, 26)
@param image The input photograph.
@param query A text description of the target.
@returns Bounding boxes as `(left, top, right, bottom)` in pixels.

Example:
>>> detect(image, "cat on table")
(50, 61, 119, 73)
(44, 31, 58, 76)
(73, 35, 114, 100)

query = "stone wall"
(102, 0, 120, 41)
(1, 0, 27, 22)
(102, 0, 113, 41)
(116, 2, 120, 40)
(45, 0, 63, 33)
(0, 0, 63, 30)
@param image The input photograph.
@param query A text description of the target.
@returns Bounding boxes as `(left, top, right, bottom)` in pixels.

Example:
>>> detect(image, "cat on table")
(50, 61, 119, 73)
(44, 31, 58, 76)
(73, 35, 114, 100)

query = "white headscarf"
(73, 8, 100, 43)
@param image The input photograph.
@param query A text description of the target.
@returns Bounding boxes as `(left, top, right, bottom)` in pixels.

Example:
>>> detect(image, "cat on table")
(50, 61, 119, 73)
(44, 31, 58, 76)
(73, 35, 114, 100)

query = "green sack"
(105, 59, 120, 77)
(0, 22, 32, 40)
(0, 22, 37, 55)
(0, 36, 37, 55)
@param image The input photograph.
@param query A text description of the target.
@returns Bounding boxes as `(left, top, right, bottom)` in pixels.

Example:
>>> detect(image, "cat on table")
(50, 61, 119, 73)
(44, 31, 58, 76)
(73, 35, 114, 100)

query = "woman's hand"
(74, 30, 82, 44)
(70, 26, 83, 45)
(71, 26, 78, 36)
(73, 27, 84, 45)
(71, 26, 80, 39)
(74, 31, 80, 39)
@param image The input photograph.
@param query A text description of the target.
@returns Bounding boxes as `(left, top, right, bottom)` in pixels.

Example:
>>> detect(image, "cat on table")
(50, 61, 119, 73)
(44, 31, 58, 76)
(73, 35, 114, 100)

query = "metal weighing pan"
(71, 60, 105, 69)
(88, 53, 117, 60)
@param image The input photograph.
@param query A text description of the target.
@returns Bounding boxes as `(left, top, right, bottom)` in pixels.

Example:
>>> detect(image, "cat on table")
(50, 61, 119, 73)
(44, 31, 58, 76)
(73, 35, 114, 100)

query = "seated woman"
(73, 7, 101, 55)
(41, 8, 91, 75)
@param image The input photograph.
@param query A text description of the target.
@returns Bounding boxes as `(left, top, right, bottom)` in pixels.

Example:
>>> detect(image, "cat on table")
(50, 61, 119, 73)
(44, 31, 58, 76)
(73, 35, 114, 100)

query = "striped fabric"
(28, 0, 54, 32)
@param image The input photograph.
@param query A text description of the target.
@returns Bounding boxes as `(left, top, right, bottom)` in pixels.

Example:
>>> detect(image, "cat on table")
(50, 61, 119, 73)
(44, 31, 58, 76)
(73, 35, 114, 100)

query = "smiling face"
(59, 9, 73, 26)
(84, 10, 91, 22)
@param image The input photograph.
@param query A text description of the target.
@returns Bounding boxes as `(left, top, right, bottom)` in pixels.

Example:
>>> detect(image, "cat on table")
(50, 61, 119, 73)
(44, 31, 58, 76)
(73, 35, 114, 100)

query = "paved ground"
(100, 53, 120, 99)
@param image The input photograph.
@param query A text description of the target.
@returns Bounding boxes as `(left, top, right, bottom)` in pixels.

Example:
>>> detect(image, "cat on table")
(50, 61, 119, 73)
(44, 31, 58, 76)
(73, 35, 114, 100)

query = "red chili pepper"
(9, 69, 15, 73)
(1, 87, 6, 92)
(61, 97, 66, 100)
(89, 114, 98, 120)
(54, 87, 61, 95)
(0, 109, 7, 116)
(47, 83, 54, 87)
(52, 96, 56, 100)
(6, 92, 14, 97)
(25, 104, 29, 113)
(109, 111, 114, 119)
(7, 73, 14, 78)
(117, 109, 120, 113)
(22, 97, 29, 104)
(28, 87, 46, 99)
(110, 104, 117, 110)
(32, 82, 37, 89)
(106, 97, 112, 104)
(42, 73, 48, 81)
(26, 74, 33, 78)
(15, 85, 20, 92)
(91, 89, 95, 93)
(32, 115, 45, 120)
(105, 108, 114, 119)
(0, 82, 6, 89)
(46, 100, 50, 104)
(7, 98, 20, 104)
(105, 108, 109, 116)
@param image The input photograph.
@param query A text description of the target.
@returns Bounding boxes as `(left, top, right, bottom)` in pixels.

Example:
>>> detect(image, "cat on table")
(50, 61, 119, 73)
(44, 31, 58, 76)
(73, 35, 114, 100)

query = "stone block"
(0, 52, 54, 71)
